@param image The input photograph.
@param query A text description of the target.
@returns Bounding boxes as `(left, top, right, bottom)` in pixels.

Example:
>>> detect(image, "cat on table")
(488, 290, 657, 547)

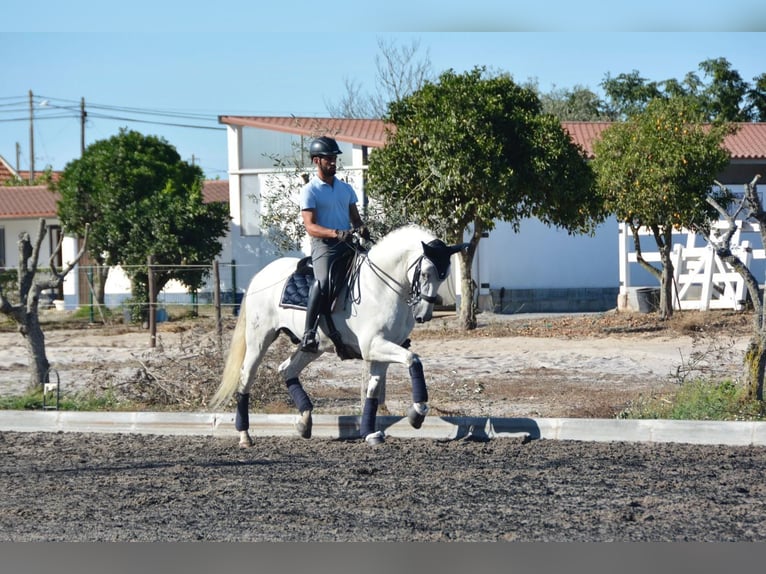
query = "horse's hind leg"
(360, 362, 388, 445)
(278, 350, 321, 439)
(236, 331, 277, 448)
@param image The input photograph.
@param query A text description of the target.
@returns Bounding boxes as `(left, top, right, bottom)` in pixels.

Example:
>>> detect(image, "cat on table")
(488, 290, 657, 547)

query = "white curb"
(1, 411, 766, 445)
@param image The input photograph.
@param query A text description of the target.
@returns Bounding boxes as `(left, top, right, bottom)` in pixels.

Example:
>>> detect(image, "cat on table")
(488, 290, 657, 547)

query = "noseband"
(407, 256, 440, 307)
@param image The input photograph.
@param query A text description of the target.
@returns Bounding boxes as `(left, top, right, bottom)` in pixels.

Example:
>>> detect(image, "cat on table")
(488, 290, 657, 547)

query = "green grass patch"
(0, 388, 140, 412)
(619, 379, 766, 421)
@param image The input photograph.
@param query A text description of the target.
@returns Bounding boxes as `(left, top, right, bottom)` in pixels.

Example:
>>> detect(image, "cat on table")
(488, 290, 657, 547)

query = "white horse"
(210, 225, 467, 447)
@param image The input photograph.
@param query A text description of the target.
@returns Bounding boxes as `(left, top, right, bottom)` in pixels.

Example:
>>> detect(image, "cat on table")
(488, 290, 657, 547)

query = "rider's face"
(317, 155, 337, 179)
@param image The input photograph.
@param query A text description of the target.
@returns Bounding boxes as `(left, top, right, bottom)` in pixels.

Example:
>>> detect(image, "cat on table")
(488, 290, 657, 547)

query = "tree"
(0, 219, 88, 388)
(601, 70, 662, 120)
(534, 83, 611, 121)
(602, 58, 763, 122)
(702, 175, 765, 400)
(326, 37, 434, 119)
(591, 97, 733, 319)
(367, 67, 604, 330)
(745, 73, 766, 121)
(57, 129, 230, 310)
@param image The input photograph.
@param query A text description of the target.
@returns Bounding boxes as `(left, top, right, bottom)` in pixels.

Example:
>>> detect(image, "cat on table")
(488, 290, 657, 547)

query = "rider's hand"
(355, 225, 371, 242)
(336, 229, 352, 242)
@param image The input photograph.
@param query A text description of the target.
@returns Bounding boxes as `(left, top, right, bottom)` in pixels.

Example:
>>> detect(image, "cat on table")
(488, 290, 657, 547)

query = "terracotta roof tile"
(0, 185, 58, 219)
(0, 180, 229, 219)
(202, 179, 229, 203)
(561, 122, 613, 158)
(220, 117, 766, 161)
(723, 123, 766, 159)
(562, 121, 766, 160)
(0, 155, 16, 183)
(219, 116, 391, 147)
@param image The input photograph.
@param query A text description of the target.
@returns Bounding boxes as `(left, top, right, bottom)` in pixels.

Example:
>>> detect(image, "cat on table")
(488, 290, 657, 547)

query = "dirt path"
(0, 312, 747, 418)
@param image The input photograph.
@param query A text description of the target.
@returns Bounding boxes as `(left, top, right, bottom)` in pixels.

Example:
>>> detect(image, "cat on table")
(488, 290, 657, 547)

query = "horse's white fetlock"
(407, 402, 428, 430)
(239, 432, 254, 449)
(365, 430, 385, 445)
(413, 402, 429, 416)
(296, 410, 313, 439)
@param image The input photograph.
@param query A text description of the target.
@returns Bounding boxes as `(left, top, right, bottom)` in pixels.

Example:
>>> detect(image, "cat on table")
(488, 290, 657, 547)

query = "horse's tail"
(210, 303, 248, 410)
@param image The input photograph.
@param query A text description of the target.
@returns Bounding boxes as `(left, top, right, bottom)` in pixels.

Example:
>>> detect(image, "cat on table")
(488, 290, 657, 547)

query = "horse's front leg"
(360, 361, 389, 445)
(405, 355, 429, 429)
(365, 338, 429, 432)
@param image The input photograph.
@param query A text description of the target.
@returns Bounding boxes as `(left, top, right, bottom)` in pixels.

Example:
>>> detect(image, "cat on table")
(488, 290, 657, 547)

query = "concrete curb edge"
(1, 411, 766, 446)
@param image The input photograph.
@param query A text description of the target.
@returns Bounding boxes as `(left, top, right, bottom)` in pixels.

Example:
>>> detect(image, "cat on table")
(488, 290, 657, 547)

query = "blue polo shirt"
(300, 175, 358, 230)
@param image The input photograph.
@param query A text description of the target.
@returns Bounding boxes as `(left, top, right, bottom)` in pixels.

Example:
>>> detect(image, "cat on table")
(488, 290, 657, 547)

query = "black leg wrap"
(409, 357, 428, 403)
(360, 397, 379, 438)
(286, 378, 313, 413)
(235, 392, 249, 431)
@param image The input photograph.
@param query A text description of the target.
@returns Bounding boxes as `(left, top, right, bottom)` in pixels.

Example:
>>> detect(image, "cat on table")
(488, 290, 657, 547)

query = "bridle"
(347, 235, 455, 309)
(407, 255, 441, 307)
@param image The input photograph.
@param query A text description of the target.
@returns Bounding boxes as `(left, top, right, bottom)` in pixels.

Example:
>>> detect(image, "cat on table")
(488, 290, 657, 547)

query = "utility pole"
(28, 90, 35, 184)
(80, 97, 86, 155)
(15, 143, 20, 172)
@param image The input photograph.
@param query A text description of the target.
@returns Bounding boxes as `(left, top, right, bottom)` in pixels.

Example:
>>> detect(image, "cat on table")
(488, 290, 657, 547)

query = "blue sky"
(2, 28, 764, 179)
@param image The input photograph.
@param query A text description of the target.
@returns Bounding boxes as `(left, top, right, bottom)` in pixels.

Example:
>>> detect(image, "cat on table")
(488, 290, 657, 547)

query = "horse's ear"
(448, 242, 470, 254)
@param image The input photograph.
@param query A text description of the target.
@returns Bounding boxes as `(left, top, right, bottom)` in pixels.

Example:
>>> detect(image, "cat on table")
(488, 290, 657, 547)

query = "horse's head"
(410, 239, 469, 323)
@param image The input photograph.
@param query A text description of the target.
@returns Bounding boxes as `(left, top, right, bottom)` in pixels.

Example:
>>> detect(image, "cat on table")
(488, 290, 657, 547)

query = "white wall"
(477, 217, 619, 289)
(1, 218, 58, 269)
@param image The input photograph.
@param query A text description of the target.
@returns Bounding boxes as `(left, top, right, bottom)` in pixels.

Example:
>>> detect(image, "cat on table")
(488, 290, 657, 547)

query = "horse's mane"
(367, 225, 435, 266)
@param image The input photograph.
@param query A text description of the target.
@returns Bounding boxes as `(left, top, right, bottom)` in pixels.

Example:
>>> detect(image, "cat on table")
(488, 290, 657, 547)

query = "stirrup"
(300, 331, 319, 353)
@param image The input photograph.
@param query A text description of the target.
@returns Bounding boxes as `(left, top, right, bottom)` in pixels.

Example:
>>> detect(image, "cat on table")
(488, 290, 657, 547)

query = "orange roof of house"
(562, 121, 766, 160)
(0, 156, 16, 183)
(219, 116, 392, 148)
(220, 116, 766, 161)
(0, 180, 229, 219)
(0, 186, 58, 219)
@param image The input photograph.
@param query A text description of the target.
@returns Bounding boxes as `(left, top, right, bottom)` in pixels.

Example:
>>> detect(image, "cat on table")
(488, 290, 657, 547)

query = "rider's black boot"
(301, 280, 322, 353)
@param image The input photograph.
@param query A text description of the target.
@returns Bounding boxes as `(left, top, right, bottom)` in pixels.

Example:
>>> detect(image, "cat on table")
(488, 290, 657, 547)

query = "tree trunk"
(94, 263, 109, 305)
(20, 312, 51, 390)
(458, 251, 476, 330)
(456, 221, 482, 331)
(745, 334, 766, 401)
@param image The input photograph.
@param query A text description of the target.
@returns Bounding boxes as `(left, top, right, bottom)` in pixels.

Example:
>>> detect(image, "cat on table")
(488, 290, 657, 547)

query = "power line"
(0, 93, 227, 130)
(84, 111, 226, 131)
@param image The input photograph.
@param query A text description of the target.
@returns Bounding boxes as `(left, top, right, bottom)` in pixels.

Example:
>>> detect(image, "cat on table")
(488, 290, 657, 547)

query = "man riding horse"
(299, 136, 370, 353)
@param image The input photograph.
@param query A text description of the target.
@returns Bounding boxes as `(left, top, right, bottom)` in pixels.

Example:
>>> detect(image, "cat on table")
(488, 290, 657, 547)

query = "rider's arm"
(302, 208, 343, 239)
(349, 204, 364, 230)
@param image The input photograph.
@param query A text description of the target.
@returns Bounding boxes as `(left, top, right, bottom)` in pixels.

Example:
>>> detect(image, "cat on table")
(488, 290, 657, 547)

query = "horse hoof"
(296, 411, 313, 439)
(239, 438, 254, 449)
(365, 431, 385, 446)
(407, 405, 426, 429)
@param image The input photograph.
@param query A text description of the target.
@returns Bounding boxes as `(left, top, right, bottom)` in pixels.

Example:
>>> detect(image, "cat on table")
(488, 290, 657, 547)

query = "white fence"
(619, 221, 765, 311)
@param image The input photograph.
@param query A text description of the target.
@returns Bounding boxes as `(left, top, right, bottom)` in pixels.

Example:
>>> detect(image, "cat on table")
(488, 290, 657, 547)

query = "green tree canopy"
(591, 97, 733, 318)
(367, 66, 604, 329)
(57, 129, 230, 304)
(602, 58, 766, 122)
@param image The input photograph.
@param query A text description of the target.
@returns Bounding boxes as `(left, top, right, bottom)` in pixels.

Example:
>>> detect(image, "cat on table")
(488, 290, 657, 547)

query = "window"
(0, 226, 5, 268)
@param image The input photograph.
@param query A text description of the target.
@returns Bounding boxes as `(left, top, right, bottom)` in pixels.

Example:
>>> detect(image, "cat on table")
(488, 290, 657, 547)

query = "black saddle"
(279, 248, 359, 310)
(279, 257, 314, 310)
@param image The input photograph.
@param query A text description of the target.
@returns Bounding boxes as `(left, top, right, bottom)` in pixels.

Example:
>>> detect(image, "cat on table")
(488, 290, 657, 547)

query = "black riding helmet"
(309, 136, 343, 158)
